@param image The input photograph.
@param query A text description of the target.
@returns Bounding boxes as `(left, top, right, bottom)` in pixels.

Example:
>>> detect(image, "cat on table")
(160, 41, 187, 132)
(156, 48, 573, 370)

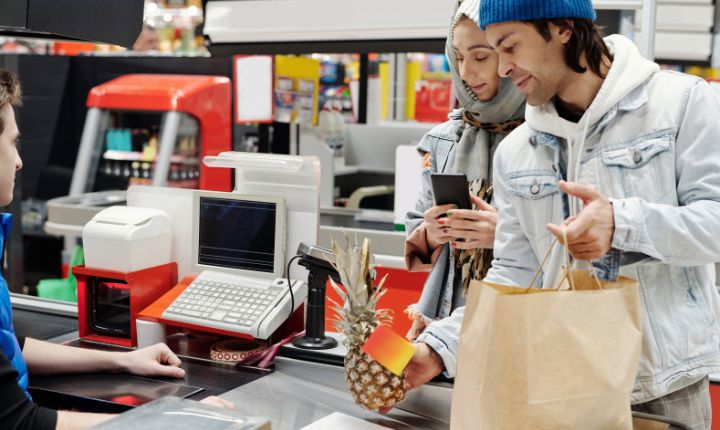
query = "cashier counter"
(17, 294, 720, 430)
(23, 198, 720, 428)
(11, 293, 451, 429)
(26, 160, 447, 428)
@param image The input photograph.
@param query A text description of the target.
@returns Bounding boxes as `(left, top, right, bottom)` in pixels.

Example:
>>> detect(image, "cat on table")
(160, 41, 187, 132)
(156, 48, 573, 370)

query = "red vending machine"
(69, 74, 232, 195)
(48, 75, 234, 277)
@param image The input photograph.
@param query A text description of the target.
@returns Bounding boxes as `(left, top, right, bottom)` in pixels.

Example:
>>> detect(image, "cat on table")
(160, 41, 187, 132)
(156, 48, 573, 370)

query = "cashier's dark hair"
(524, 19, 613, 78)
(0, 69, 22, 136)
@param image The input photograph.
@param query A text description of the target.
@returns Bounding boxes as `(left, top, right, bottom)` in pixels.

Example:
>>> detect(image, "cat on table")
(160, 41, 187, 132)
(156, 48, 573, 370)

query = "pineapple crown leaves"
(329, 276, 392, 341)
(330, 234, 376, 309)
(327, 234, 393, 341)
(331, 233, 376, 304)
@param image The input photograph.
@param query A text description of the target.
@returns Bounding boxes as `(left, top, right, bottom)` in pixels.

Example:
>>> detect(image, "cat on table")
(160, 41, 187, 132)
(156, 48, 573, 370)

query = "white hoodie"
(523, 35, 660, 283)
(526, 35, 660, 216)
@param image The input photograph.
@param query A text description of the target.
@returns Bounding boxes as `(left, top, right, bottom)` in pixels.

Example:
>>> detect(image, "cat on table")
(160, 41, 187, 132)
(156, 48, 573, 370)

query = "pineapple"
(329, 235, 408, 410)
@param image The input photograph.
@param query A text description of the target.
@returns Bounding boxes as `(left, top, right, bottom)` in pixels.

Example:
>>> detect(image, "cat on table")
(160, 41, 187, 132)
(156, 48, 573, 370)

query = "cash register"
(151, 190, 307, 340)
(75, 206, 177, 347)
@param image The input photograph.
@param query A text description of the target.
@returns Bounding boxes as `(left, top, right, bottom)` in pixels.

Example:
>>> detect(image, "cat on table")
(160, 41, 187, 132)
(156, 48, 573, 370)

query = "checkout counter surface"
(54, 338, 271, 400)
(220, 369, 448, 430)
(15, 303, 449, 429)
(14, 299, 707, 429)
(13, 308, 78, 341)
(39, 341, 448, 429)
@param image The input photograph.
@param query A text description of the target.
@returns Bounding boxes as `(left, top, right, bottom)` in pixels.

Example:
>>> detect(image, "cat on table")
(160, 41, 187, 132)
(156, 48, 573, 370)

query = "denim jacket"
(417, 35, 720, 403)
(405, 112, 473, 323)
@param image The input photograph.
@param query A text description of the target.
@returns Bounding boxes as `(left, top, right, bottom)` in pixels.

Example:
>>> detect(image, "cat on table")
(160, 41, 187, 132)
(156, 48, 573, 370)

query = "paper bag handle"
(559, 228, 576, 291)
(524, 227, 601, 291)
(524, 235, 562, 291)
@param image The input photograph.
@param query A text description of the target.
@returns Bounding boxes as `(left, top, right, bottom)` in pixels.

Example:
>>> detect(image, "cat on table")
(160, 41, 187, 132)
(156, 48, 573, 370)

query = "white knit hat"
(452, 0, 480, 30)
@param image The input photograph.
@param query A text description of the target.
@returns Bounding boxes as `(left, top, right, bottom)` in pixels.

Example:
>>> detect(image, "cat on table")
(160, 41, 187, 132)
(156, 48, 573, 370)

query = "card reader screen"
(198, 197, 277, 273)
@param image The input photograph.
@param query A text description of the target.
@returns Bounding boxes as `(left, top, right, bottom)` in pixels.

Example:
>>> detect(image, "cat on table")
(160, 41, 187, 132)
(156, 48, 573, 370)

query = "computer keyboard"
(162, 275, 303, 338)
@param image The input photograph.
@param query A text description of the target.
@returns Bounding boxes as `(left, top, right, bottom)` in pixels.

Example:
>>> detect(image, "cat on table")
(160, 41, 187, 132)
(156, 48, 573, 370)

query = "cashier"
(0, 70, 233, 429)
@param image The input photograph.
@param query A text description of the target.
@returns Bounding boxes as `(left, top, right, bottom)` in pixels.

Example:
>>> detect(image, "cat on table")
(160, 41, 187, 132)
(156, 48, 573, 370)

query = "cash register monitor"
(191, 190, 285, 280)
(165, 191, 301, 339)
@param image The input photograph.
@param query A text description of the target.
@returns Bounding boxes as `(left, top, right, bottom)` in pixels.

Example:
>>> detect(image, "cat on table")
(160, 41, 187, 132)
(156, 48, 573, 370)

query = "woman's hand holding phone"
(424, 203, 457, 251)
(444, 194, 498, 250)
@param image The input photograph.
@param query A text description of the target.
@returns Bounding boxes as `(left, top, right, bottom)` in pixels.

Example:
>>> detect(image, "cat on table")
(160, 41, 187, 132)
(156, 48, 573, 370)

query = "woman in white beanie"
(404, 0, 524, 349)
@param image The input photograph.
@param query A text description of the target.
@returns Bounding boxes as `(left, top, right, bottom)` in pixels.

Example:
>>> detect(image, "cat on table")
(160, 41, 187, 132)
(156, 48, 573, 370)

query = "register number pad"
(160, 190, 306, 340)
(163, 273, 304, 339)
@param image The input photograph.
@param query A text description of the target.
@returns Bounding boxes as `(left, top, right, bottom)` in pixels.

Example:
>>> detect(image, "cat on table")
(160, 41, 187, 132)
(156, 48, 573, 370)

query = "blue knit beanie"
(479, 0, 596, 29)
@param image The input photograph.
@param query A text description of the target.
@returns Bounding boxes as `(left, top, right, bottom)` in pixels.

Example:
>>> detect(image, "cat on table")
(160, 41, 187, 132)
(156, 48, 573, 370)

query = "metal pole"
(395, 54, 407, 122)
(637, 0, 657, 60)
(358, 53, 369, 124)
(69, 107, 103, 196)
(153, 112, 182, 187)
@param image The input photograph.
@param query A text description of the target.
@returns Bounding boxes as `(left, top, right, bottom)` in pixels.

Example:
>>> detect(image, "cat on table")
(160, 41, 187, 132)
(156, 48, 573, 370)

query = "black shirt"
(554, 97, 584, 123)
(0, 336, 58, 430)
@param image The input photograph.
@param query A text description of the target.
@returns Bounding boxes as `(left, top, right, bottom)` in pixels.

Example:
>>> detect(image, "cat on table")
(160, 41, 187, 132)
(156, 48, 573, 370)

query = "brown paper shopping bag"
(451, 238, 642, 430)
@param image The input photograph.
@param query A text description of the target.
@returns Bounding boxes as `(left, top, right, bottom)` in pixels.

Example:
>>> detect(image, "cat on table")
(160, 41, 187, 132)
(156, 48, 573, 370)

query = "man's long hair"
(0, 70, 21, 136)
(526, 19, 613, 78)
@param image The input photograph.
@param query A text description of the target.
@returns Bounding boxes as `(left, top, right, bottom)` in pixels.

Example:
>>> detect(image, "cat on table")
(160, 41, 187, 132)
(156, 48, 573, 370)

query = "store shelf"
(658, 0, 712, 4)
(595, 0, 643, 9)
(654, 31, 713, 61)
(205, 0, 653, 55)
(654, 3, 714, 31)
(334, 166, 395, 176)
(103, 150, 197, 165)
(144, 5, 203, 20)
(205, 0, 644, 43)
(206, 0, 454, 45)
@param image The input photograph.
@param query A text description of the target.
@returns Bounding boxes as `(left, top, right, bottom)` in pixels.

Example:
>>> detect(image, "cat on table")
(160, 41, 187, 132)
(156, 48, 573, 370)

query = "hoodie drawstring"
(561, 109, 593, 218)
(573, 111, 593, 214)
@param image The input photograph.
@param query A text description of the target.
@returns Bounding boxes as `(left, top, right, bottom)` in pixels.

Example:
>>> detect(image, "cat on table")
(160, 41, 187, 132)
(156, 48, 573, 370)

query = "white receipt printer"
(83, 206, 172, 272)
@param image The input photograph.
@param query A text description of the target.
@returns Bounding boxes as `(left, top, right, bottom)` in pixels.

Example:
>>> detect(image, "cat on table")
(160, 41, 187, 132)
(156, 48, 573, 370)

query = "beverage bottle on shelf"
(120, 129, 130, 152)
(179, 136, 190, 158)
(169, 164, 180, 188)
(131, 161, 141, 178)
(140, 162, 151, 185)
(122, 161, 131, 178)
(189, 169, 199, 189)
(129, 161, 142, 186)
(105, 128, 114, 151)
(112, 161, 122, 177)
(177, 165, 186, 187)
(191, 135, 198, 157)
(143, 134, 159, 161)
(135, 129, 149, 153)
(131, 129, 140, 153)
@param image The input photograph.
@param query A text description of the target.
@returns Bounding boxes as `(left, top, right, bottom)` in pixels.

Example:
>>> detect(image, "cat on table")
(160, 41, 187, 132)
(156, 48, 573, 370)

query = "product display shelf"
(204, 0, 656, 59)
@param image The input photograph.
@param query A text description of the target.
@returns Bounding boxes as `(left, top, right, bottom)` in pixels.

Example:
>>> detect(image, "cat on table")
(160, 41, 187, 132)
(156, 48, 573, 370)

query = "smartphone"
(431, 173, 471, 210)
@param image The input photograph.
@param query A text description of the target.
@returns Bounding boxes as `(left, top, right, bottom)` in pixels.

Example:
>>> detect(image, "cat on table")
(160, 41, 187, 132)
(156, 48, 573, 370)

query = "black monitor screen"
(198, 197, 277, 273)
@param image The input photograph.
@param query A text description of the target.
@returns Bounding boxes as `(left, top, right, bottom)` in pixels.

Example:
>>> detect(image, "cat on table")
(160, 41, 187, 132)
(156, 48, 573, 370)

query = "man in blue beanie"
(400, 1, 720, 428)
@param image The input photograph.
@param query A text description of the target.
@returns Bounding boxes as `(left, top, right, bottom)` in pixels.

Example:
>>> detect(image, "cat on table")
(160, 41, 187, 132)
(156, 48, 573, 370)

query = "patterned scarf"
(462, 110, 525, 135)
(455, 179, 494, 293)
